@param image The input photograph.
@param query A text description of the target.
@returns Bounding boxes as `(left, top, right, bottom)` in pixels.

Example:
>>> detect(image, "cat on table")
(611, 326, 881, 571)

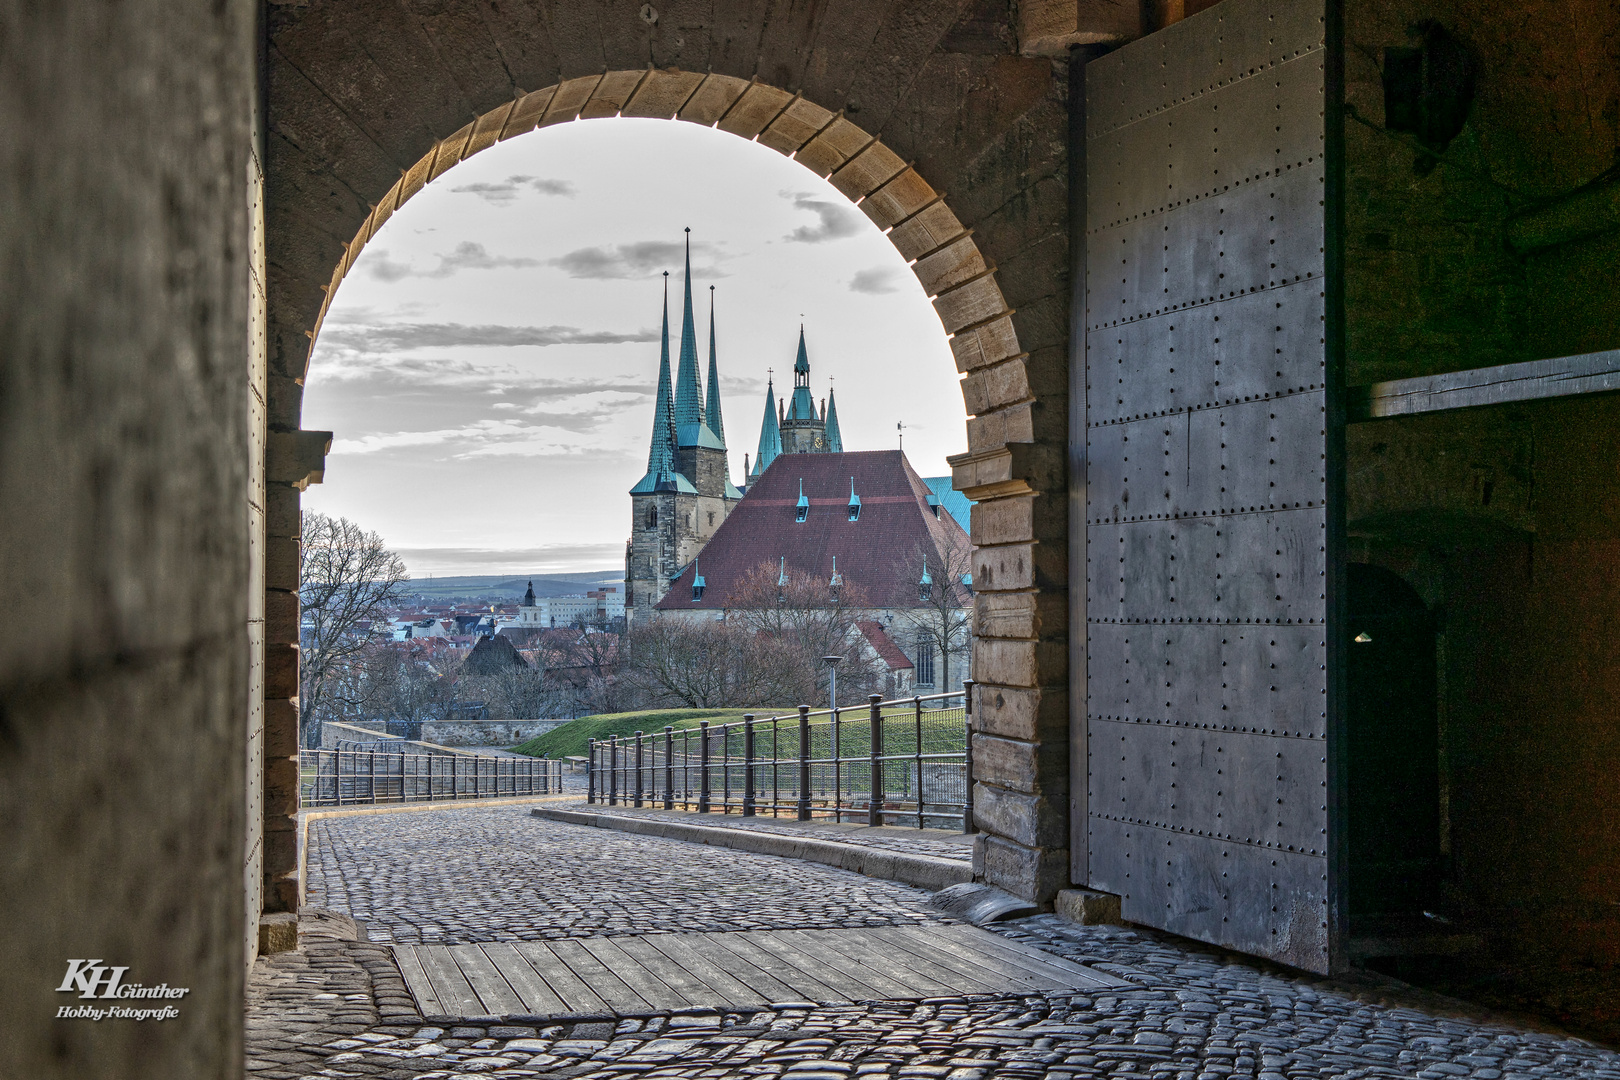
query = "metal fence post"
(609, 735, 619, 806)
(698, 720, 712, 812)
(587, 738, 596, 803)
(742, 715, 756, 817)
(634, 730, 644, 808)
(868, 694, 883, 826)
(796, 705, 812, 820)
(663, 725, 674, 809)
(915, 695, 925, 830)
(963, 679, 977, 834)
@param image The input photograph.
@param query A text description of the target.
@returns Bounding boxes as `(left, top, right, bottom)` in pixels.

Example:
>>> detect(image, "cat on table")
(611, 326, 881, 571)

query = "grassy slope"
(509, 708, 758, 758)
(510, 702, 966, 758)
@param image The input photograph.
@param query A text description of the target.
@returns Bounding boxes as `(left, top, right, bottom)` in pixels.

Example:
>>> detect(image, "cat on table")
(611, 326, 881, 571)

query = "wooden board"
(395, 925, 1133, 1021)
(1349, 348, 1620, 421)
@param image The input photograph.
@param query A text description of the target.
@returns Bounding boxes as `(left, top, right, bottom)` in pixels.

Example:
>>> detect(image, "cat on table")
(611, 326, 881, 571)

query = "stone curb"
(530, 807, 975, 892)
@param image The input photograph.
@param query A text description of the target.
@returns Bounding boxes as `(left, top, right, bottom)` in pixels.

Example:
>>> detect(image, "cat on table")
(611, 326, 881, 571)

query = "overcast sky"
(302, 117, 968, 579)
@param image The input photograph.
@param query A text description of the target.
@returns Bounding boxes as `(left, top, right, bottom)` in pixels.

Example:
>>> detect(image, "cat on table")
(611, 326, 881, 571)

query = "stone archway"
(262, 5, 1075, 914)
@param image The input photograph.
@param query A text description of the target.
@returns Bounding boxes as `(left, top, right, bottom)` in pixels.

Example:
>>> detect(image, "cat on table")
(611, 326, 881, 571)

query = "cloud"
(451, 174, 577, 206)
(549, 240, 727, 280)
(394, 542, 627, 576)
(319, 322, 658, 353)
(849, 267, 901, 294)
(331, 416, 631, 458)
(356, 242, 540, 281)
(781, 191, 862, 244)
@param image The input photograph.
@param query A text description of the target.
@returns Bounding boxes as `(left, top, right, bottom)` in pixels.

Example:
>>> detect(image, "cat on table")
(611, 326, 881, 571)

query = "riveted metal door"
(1082, 0, 1336, 972)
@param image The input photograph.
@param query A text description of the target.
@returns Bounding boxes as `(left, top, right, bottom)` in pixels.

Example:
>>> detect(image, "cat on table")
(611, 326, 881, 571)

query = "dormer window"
(918, 556, 934, 602)
(795, 479, 809, 523)
(777, 556, 788, 603)
(847, 477, 861, 521)
(961, 572, 974, 597)
(829, 556, 843, 600)
(692, 560, 706, 602)
(926, 491, 941, 519)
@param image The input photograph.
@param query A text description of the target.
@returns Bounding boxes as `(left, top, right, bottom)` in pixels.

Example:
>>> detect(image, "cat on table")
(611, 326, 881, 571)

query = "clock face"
(813, 434, 825, 449)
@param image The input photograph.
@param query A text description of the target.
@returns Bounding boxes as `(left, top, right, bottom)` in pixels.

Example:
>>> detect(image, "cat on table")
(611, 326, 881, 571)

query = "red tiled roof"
(857, 620, 914, 671)
(656, 450, 971, 611)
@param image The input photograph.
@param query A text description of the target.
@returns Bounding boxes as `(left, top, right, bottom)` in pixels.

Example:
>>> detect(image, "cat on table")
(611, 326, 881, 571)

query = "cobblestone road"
(306, 806, 949, 945)
(249, 805, 1620, 1080)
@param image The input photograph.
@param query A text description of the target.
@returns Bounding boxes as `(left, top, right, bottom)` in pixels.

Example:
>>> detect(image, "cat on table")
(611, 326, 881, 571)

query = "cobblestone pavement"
(250, 805, 1620, 1080)
(554, 801, 975, 860)
(306, 807, 950, 945)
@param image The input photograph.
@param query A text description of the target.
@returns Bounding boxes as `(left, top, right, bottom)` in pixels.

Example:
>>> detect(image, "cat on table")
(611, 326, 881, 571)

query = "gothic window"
(913, 633, 935, 687)
(646, 506, 658, 529)
(707, 511, 715, 526)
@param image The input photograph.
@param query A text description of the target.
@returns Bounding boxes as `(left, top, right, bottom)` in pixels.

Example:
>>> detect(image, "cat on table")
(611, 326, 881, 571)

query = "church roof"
(857, 620, 914, 671)
(656, 450, 971, 612)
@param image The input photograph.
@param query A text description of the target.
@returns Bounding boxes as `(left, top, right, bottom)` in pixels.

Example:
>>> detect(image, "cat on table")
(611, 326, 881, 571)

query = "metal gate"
(1080, 0, 1336, 972)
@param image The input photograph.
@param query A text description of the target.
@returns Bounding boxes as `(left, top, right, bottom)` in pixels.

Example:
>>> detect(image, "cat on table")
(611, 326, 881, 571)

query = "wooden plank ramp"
(394, 925, 1132, 1021)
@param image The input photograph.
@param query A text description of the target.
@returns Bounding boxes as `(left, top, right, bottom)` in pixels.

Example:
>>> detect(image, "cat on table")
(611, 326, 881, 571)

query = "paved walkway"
(249, 805, 1620, 1079)
(551, 801, 976, 861)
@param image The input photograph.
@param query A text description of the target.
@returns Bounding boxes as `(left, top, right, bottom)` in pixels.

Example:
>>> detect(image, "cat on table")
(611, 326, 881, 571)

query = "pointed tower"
(673, 228, 703, 433)
(752, 375, 782, 479)
(824, 383, 844, 452)
(705, 286, 725, 446)
(780, 325, 831, 453)
(630, 272, 680, 494)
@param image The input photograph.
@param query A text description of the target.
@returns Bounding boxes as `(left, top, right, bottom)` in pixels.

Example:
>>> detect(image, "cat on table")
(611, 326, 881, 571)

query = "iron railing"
(303, 749, 564, 807)
(586, 682, 976, 832)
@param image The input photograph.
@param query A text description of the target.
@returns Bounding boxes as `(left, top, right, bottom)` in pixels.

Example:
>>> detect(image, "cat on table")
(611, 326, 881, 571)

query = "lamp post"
(823, 654, 843, 809)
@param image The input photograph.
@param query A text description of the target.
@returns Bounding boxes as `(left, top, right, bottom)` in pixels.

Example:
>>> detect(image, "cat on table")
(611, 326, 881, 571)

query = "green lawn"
(509, 708, 760, 758)
(511, 702, 966, 760)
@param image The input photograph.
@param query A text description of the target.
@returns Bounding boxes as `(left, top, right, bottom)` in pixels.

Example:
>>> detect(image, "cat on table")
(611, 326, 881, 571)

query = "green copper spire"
(704, 285, 725, 447)
(630, 273, 682, 494)
(752, 374, 782, 478)
(788, 325, 815, 421)
(824, 382, 843, 452)
(673, 229, 704, 430)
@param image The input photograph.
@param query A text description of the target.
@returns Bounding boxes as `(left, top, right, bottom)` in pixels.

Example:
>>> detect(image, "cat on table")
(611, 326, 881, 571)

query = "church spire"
(787, 325, 816, 421)
(825, 381, 843, 452)
(630, 273, 678, 494)
(704, 285, 725, 447)
(752, 373, 782, 478)
(673, 228, 703, 433)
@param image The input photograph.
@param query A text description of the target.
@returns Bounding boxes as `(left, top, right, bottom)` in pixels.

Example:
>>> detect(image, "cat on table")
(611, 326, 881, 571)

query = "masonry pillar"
(263, 429, 329, 924)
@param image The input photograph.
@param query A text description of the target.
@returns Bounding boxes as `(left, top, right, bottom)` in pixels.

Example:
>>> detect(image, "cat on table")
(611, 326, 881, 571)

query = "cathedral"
(626, 232, 849, 621)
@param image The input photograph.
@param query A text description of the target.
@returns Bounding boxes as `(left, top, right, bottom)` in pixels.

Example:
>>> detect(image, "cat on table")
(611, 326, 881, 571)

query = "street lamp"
(823, 655, 844, 782)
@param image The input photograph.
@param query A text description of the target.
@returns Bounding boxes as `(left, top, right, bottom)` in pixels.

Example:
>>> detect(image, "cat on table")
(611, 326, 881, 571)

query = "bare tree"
(893, 540, 974, 691)
(723, 561, 883, 703)
(620, 618, 791, 707)
(299, 511, 410, 747)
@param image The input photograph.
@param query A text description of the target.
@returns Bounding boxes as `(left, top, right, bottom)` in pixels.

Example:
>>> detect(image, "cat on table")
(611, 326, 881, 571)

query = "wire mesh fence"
(303, 750, 564, 807)
(586, 683, 977, 831)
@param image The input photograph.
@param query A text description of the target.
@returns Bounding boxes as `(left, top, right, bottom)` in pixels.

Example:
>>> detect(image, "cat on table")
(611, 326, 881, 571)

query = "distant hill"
(406, 571, 622, 600)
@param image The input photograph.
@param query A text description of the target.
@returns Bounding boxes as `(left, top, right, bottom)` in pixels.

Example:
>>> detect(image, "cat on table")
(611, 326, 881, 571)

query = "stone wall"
(1345, 0, 1620, 960)
(418, 719, 571, 747)
(0, 2, 255, 1077)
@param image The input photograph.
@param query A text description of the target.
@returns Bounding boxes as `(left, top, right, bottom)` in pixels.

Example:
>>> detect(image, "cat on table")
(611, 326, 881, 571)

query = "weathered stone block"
(951, 314, 1022, 373)
(934, 274, 1012, 335)
(890, 199, 968, 261)
(962, 357, 1033, 415)
(759, 97, 835, 155)
(264, 700, 301, 757)
(975, 684, 1069, 742)
(982, 835, 1069, 903)
(265, 587, 300, 644)
(677, 74, 749, 126)
(966, 402, 1034, 452)
(975, 590, 1037, 639)
(265, 533, 299, 592)
(264, 643, 299, 700)
(973, 783, 1067, 848)
(974, 543, 1037, 592)
(914, 234, 989, 297)
(829, 141, 906, 201)
(975, 637, 1037, 687)
(1055, 888, 1123, 925)
(972, 496, 1034, 546)
(973, 733, 1066, 793)
(860, 167, 936, 230)
(258, 912, 298, 955)
(580, 69, 645, 119)
(718, 82, 795, 139)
